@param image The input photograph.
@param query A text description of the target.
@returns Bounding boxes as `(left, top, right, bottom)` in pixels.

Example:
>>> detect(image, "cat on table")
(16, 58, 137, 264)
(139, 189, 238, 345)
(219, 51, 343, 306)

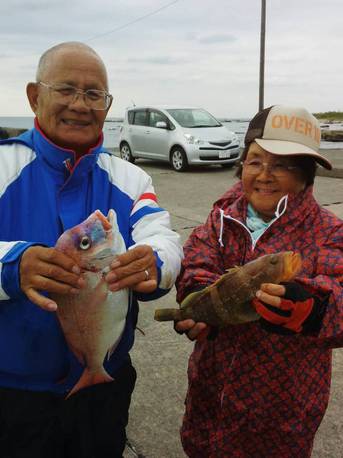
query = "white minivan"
(119, 106, 241, 171)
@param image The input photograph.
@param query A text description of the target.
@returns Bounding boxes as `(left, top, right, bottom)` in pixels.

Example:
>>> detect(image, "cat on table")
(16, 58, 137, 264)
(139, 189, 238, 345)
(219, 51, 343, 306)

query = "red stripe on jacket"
(137, 193, 157, 203)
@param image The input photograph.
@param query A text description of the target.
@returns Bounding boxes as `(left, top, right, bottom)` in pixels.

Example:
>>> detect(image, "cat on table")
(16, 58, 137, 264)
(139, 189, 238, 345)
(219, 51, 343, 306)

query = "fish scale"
(154, 252, 302, 327)
(52, 209, 128, 398)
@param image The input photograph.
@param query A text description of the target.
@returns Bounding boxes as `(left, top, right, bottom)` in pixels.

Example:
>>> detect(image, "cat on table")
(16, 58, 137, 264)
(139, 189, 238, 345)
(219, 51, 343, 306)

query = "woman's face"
(242, 142, 306, 220)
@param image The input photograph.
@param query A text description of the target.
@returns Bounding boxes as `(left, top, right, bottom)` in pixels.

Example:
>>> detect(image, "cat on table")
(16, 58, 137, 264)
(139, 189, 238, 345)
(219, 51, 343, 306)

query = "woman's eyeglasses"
(241, 159, 299, 177)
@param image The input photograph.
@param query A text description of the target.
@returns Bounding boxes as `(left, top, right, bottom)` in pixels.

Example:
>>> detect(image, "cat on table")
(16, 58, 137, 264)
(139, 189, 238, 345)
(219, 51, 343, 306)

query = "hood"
(214, 181, 318, 225)
(182, 125, 237, 143)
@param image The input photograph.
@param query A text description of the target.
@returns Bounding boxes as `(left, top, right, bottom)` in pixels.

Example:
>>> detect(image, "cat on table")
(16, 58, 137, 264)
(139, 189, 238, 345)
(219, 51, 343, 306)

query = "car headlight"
(184, 134, 204, 145)
(231, 134, 239, 144)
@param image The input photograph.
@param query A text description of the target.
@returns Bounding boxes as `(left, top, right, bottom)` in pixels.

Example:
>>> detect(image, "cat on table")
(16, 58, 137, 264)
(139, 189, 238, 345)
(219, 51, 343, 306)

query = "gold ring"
(144, 269, 149, 280)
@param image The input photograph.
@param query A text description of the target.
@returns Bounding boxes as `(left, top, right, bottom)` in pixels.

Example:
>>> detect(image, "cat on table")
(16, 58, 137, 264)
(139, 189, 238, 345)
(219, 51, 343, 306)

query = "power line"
(86, 0, 182, 42)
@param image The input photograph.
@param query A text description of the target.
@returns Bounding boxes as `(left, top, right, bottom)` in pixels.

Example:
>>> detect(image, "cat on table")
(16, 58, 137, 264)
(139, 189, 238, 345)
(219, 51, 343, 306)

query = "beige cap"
(245, 105, 332, 170)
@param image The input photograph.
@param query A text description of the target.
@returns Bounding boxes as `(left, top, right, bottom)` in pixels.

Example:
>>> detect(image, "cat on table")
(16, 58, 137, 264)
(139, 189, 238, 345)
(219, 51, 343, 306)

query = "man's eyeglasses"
(241, 159, 299, 177)
(38, 82, 113, 111)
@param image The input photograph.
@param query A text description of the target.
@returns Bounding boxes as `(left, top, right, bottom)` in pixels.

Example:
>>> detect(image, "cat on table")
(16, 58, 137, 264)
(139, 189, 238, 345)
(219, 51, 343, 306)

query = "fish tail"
(154, 308, 182, 322)
(66, 367, 113, 399)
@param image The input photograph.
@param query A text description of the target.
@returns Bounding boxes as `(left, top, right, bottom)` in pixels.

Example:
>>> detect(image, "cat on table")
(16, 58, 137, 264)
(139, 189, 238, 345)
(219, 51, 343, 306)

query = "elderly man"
(0, 42, 182, 458)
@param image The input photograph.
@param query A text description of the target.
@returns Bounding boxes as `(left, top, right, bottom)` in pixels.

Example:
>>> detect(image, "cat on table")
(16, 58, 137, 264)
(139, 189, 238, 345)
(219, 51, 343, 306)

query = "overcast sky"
(1, 0, 342, 119)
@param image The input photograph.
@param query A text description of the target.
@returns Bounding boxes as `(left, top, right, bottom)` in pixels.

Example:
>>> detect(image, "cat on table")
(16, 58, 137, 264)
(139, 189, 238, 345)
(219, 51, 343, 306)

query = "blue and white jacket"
(0, 122, 182, 394)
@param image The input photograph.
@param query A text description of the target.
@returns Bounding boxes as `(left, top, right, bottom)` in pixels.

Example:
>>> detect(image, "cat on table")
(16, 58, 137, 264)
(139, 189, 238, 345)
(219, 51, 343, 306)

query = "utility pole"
(259, 0, 266, 111)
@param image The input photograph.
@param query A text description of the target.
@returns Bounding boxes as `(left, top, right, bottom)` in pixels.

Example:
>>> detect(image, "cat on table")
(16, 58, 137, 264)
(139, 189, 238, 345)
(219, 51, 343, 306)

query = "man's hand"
(104, 245, 158, 294)
(20, 246, 85, 312)
(174, 319, 209, 341)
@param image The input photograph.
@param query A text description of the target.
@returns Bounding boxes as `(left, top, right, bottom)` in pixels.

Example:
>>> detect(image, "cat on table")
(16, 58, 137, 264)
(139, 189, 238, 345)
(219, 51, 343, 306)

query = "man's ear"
(26, 82, 39, 114)
(106, 95, 113, 114)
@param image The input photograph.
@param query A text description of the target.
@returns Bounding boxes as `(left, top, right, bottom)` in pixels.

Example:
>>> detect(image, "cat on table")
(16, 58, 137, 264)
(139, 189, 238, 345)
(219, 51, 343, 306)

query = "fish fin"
(66, 367, 113, 399)
(154, 308, 182, 321)
(65, 342, 86, 366)
(224, 266, 240, 273)
(213, 267, 239, 288)
(107, 209, 127, 254)
(106, 335, 122, 361)
(235, 301, 260, 322)
(94, 209, 112, 231)
(180, 290, 204, 308)
(107, 209, 115, 225)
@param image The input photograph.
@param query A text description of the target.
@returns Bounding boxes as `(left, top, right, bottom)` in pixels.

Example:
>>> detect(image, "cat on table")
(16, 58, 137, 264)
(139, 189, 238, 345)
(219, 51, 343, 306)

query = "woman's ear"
(26, 82, 39, 114)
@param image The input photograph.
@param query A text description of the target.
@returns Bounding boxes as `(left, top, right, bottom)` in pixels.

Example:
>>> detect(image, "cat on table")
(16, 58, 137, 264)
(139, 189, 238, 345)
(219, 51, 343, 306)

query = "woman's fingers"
(175, 319, 208, 341)
(258, 283, 286, 296)
(186, 323, 208, 341)
(255, 283, 286, 307)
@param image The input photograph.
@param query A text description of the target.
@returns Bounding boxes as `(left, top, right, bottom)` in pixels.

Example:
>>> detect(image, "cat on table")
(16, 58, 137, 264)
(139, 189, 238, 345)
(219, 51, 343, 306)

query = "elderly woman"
(175, 105, 343, 457)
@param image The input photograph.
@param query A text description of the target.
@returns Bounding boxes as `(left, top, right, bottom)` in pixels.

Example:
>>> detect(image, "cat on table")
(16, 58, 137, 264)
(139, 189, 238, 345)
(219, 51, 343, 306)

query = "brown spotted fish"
(154, 252, 302, 326)
(52, 210, 128, 397)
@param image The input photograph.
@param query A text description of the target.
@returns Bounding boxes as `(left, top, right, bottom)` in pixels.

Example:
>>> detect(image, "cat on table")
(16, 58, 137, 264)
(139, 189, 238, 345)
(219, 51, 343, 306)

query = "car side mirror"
(155, 121, 168, 129)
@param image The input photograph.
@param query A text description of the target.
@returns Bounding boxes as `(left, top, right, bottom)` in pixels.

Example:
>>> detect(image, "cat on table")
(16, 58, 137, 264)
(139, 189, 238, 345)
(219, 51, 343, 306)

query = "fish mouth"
(94, 210, 112, 231)
(282, 251, 302, 281)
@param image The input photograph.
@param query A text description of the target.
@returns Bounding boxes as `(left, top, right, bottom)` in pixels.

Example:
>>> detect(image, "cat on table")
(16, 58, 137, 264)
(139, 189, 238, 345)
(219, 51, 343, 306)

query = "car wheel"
(170, 147, 188, 172)
(120, 143, 135, 163)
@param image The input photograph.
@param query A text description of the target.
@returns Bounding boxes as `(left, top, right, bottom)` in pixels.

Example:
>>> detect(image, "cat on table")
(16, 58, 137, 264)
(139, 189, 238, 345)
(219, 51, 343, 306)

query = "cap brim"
(255, 139, 332, 170)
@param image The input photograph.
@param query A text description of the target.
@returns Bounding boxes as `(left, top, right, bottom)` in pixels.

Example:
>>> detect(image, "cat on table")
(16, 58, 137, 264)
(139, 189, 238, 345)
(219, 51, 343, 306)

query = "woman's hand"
(253, 282, 317, 333)
(104, 245, 158, 294)
(174, 319, 209, 341)
(255, 283, 286, 306)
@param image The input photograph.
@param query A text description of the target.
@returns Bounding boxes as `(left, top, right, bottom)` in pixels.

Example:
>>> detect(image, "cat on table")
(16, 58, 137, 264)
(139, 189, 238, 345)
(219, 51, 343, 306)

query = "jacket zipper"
(218, 195, 288, 252)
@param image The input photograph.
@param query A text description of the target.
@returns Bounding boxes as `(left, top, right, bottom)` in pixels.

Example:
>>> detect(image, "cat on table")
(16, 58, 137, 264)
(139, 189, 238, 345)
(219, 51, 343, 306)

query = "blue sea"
(0, 116, 342, 150)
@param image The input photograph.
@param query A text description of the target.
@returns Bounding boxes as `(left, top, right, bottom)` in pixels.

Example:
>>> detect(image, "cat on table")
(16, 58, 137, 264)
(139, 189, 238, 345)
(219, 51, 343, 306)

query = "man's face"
(27, 49, 111, 155)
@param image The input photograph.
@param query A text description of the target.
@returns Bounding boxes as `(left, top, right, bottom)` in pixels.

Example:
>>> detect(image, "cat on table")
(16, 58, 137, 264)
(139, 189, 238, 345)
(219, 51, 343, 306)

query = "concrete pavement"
(122, 154, 343, 458)
(316, 148, 343, 179)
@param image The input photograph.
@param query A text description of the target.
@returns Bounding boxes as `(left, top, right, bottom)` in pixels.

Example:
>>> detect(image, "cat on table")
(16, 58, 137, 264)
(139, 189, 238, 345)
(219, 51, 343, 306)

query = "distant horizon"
(1, 1, 343, 120)
(2, 110, 343, 118)
(0, 114, 252, 122)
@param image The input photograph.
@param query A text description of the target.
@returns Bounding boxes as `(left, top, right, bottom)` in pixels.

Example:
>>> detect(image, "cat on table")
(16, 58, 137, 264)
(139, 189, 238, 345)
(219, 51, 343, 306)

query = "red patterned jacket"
(176, 182, 343, 458)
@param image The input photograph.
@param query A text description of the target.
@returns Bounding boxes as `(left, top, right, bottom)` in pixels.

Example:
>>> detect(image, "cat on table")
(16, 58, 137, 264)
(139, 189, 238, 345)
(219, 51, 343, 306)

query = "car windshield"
(166, 109, 222, 128)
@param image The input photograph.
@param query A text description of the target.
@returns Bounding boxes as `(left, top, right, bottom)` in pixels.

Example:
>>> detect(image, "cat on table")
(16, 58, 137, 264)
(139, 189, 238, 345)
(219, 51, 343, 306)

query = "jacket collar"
(32, 118, 104, 174)
(216, 180, 317, 225)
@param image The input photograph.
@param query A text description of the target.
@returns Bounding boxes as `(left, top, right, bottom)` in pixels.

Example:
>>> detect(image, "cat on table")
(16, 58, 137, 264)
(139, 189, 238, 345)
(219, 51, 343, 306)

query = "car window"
(149, 110, 167, 127)
(128, 110, 134, 124)
(166, 109, 221, 128)
(192, 110, 219, 126)
(133, 110, 148, 126)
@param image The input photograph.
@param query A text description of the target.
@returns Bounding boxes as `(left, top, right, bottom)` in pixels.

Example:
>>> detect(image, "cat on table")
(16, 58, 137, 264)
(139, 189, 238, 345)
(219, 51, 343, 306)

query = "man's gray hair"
(36, 41, 108, 86)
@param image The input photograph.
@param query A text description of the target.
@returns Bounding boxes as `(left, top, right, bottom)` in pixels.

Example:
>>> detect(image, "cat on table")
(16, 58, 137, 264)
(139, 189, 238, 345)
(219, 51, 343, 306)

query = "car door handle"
(145, 130, 151, 134)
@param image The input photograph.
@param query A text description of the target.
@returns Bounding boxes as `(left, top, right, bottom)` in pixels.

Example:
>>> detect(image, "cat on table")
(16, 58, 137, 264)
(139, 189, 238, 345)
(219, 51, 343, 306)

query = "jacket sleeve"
(129, 174, 183, 301)
(297, 221, 343, 347)
(176, 208, 225, 304)
(0, 241, 42, 300)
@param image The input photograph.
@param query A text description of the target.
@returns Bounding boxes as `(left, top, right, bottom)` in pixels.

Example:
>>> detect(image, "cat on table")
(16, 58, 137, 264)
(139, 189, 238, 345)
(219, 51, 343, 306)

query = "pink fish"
(52, 210, 128, 397)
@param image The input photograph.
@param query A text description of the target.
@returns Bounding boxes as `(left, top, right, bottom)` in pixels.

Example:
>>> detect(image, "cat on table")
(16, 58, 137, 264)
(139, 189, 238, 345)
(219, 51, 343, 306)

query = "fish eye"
(270, 256, 278, 265)
(79, 236, 91, 250)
